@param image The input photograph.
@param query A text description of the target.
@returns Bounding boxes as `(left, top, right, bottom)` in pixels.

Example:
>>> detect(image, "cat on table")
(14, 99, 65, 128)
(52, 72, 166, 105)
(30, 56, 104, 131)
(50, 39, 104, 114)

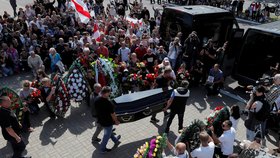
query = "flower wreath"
(91, 55, 120, 98)
(0, 87, 24, 123)
(65, 60, 92, 102)
(134, 133, 167, 158)
(177, 119, 206, 152)
(51, 76, 71, 117)
(205, 106, 230, 137)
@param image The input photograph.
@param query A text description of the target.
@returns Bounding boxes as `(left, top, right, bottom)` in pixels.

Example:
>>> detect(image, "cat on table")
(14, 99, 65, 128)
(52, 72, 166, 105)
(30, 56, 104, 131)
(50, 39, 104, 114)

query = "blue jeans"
(246, 129, 255, 141)
(1, 66, 13, 76)
(168, 58, 176, 70)
(100, 125, 118, 151)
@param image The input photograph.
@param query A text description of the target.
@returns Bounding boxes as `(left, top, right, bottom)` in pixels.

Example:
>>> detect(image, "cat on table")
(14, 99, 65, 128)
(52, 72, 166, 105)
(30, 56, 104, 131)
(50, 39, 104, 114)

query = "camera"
(256, 76, 273, 87)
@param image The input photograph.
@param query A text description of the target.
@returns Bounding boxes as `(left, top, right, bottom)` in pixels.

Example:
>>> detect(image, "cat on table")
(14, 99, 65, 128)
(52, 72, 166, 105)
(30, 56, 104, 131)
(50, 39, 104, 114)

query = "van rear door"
(160, 8, 193, 42)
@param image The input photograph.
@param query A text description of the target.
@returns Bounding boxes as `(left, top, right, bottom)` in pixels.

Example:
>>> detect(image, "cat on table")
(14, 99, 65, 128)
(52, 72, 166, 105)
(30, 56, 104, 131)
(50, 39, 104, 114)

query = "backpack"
(254, 99, 270, 122)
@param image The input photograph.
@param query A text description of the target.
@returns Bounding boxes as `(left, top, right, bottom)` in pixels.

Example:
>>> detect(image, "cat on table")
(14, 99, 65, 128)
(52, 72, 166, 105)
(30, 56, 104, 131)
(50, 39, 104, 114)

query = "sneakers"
(150, 118, 160, 123)
(100, 148, 112, 154)
(92, 138, 101, 143)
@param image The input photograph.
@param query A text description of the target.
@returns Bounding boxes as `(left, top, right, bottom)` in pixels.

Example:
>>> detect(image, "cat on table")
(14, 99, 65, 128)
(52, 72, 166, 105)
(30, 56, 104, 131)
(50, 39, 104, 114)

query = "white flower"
(78, 83, 82, 87)
(59, 100, 63, 107)
(73, 93, 77, 97)
(71, 78, 75, 82)
(76, 78, 82, 83)
(74, 74, 78, 78)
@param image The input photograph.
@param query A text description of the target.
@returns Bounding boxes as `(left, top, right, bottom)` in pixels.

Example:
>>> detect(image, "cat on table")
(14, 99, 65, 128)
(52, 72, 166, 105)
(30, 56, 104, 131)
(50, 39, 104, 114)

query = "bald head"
(175, 142, 186, 155)
(0, 96, 11, 108)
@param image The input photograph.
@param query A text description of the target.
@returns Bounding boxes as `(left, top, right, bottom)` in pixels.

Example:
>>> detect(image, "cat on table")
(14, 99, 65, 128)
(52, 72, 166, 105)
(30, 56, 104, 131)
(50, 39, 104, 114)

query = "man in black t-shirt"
(143, 48, 157, 73)
(0, 96, 31, 158)
(94, 86, 121, 153)
(150, 67, 172, 123)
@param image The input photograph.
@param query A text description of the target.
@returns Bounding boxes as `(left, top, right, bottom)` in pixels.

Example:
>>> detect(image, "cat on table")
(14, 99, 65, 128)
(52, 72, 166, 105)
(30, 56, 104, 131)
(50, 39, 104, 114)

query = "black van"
(232, 21, 280, 85)
(160, 5, 240, 45)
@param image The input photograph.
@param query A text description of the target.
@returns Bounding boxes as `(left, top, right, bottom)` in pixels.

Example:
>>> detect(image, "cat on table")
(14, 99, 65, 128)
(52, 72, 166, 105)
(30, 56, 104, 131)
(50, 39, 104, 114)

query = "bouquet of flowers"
(205, 106, 230, 137)
(65, 61, 91, 102)
(177, 119, 206, 152)
(31, 80, 42, 89)
(128, 73, 142, 85)
(134, 133, 167, 158)
(146, 73, 156, 83)
(30, 88, 41, 98)
(134, 142, 150, 158)
(29, 88, 41, 104)
(0, 87, 24, 123)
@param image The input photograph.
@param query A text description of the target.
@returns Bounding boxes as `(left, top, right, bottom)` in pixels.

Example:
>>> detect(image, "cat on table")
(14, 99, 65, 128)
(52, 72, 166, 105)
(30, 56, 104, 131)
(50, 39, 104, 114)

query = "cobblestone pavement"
(0, 72, 279, 158)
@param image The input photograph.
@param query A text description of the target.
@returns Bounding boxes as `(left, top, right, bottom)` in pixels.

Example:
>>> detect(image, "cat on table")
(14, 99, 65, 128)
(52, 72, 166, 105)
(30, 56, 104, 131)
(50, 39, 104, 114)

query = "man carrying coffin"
(163, 80, 190, 133)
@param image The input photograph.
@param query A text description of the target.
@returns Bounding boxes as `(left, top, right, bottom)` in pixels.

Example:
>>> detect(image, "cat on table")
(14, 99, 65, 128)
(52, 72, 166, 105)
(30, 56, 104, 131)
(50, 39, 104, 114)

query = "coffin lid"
(113, 87, 172, 104)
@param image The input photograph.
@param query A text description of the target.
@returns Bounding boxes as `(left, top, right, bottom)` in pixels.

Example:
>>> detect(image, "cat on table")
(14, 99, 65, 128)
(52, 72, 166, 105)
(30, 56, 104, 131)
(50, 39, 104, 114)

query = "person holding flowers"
(39, 77, 56, 118)
(19, 80, 37, 132)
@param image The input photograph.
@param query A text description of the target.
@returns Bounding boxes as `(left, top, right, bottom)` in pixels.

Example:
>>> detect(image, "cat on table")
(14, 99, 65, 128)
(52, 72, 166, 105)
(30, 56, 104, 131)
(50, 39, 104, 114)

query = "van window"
(194, 19, 232, 45)
(236, 30, 280, 80)
(161, 9, 192, 39)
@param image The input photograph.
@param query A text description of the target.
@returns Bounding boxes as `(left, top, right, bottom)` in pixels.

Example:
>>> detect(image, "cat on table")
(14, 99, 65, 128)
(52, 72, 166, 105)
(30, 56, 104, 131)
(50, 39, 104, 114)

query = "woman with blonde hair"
(19, 80, 36, 132)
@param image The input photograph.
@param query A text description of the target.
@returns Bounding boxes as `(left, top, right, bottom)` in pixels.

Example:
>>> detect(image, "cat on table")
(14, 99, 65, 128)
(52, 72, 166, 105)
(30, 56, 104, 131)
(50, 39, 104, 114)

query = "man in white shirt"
(191, 132, 215, 158)
(212, 120, 236, 158)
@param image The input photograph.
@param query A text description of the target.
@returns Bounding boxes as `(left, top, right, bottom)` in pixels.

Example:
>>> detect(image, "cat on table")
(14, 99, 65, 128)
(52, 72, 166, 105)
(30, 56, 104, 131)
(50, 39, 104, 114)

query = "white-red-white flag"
(93, 23, 101, 42)
(126, 16, 143, 27)
(71, 0, 91, 24)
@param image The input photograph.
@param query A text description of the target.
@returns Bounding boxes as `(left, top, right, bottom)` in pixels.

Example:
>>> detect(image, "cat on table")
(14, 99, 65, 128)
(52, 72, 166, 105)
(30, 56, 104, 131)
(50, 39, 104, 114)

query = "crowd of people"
(0, 0, 280, 158)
